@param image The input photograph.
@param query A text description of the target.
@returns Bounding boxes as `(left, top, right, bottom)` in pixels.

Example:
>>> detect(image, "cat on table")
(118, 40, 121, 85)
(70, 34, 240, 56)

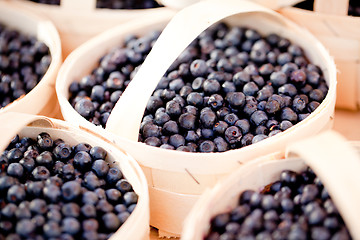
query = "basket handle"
(286, 130, 360, 239)
(314, 0, 349, 16)
(105, 0, 280, 140)
(0, 112, 55, 153)
(60, 0, 97, 12)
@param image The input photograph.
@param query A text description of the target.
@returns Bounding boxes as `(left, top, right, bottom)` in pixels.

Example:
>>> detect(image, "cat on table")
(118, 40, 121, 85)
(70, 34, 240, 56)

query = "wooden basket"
(0, 112, 150, 240)
(0, 1, 62, 119)
(181, 130, 360, 239)
(56, 0, 337, 236)
(279, 0, 360, 111)
(7, 0, 176, 58)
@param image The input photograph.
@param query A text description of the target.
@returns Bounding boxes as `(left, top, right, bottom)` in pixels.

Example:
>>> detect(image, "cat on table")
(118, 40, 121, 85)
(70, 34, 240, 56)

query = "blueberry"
(61, 180, 81, 202)
(198, 140, 215, 153)
(29, 199, 47, 215)
(290, 69, 307, 87)
(73, 142, 92, 153)
(73, 151, 92, 171)
(162, 120, 178, 135)
(74, 98, 95, 119)
(7, 148, 23, 163)
(7, 163, 24, 178)
(92, 159, 109, 177)
(144, 137, 161, 147)
(211, 213, 230, 231)
(35, 151, 53, 168)
(43, 221, 61, 238)
(307, 101, 320, 112)
(169, 134, 185, 148)
(25, 181, 43, 198)
(165, 100, 182, 117)
(309, 89, 325, 102)
(277, 52, 292, 66)
(43, 184, 61, 203)
(238, 133, 253, 147)
(203, 79, 221, 94)
(265, 99, 281, 114)
(233, 71, 250, 87)
(191, 77, 205, 91)
(106, 167, 123, 185)
(89, 146, 107, 160)
(224, 126, 242, 144)
(223, 113, 238, 126)
(281, 107, 298, 123)
(311, 227, 330, 240)
(256, 87, 273, 102)
(15, 219, 35, 237)
(279, 120, 293, 131)
(169, 78, 185, 92)
(116, 179, 132, 193)
(146, 96, 163, 113)
(179, 113, 197, 130)
(61, 217, 80, 236)
(278, 83, 298, 97)
(190, 59, 208, 77)
(213, 121, 229, 135)
(250, 110, 268, 126)
(255, 125, 269, 136)
(62, 203, 80, 218)
(6, 185, 26, 203)
(105, 188, 121, 203)
(46, 209, 62, 223)
(96, 199, 114, 214)
(226, 92, 245, 108)
(292, 96, 307, 113)
(213, 137, 229, 152)
(207, 94, 224, 110)
(184, 105, 198, 116)
(200, 109, 217, 128)
(186, 92, 204, 108)
(252, 134, 269, 144)
(306, 71, 320, 86)
(32, 166, 50, 180)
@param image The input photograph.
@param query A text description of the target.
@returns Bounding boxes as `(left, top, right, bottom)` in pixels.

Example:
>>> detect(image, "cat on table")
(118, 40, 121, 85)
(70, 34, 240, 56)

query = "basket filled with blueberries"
(55, 0, 337, 236)
(279, 0, 360, 110)
(181, 130, 360, 240)
(0, 1, 62, 118)
(0, 112, 150, 240)
(8, 0, 176, 57)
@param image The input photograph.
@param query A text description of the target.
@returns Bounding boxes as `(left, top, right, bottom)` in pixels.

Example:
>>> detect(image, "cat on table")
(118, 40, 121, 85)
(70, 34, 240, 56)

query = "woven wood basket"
(56, 0, 337, 236)
(181, 130, 360, 239)
(0, 112, 150, 240)
(279, 0, 360, 111)
(0, 1, 62, 119)
(7, 0, 176, 58)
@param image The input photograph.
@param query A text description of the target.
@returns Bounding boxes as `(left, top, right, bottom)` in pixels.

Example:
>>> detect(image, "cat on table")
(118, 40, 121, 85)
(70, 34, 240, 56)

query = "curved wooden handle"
(0, 112, 54, 153)
(105, 0, 279, 140)
(286, 130, 360, 239)
(60, 0, 97, 11)
(314, 0, 349, 16)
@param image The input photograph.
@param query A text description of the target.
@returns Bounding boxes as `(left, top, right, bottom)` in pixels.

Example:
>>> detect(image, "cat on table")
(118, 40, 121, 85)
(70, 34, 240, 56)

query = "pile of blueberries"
(0, 132, 138, 239)
(348, 0, 360, 17)
(205, 167, 351, 240)
(28, 0, 60, 5)
(0, 23, 51, 109)
(27, 0, 162, 9)
(294, 0, 360, 17)
(69, 22, 329, 153)
(96, 0, 162, 9)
